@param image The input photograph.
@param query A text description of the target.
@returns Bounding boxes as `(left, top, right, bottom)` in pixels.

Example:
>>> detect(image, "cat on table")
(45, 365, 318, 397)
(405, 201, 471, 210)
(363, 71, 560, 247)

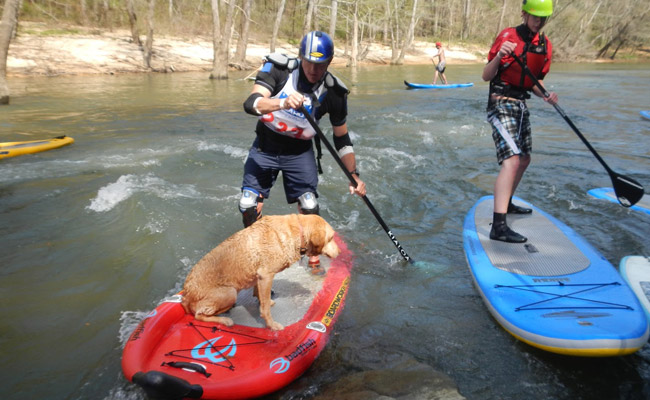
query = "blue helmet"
(299, 31, 334, 64)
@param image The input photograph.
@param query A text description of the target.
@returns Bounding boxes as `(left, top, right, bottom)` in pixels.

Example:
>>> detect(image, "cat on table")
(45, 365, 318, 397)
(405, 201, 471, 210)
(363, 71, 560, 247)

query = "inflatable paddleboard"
(588, 187, 650, 215)
(122, 234, 353, 400)
(0, 135, 74, 159)
(620, 256, 650, 321)
(404, 80, 473, 89)
(640, 110, 650, 121)
(463, 196, 648, 356)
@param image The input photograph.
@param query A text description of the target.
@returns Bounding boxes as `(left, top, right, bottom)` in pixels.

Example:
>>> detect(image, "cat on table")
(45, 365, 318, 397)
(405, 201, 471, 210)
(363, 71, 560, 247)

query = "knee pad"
(239, 188, 261, 227)
(297, 192, 319, 215)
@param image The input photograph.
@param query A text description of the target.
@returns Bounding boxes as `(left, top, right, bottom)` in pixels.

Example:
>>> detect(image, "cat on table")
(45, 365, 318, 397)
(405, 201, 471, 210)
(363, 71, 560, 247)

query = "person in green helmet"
(481, 0, 558, 243)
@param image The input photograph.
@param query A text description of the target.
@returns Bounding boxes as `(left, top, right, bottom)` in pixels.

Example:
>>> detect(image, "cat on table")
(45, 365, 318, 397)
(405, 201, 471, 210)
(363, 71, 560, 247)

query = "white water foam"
(87, 173, 201, 212)
(197, 141, 248, 160)
(337, 210, 360, 230)
(376, 147, 426, 169)
(417, 130, 434, 145)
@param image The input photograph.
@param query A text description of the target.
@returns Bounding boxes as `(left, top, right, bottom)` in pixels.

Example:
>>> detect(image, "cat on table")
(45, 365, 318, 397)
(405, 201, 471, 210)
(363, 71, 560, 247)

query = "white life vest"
(259, 68, 327, 141)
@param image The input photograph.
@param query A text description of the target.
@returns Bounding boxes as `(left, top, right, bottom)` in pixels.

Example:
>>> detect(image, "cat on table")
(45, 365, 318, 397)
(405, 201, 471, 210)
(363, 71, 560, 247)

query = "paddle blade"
(612, 174, 644, 207)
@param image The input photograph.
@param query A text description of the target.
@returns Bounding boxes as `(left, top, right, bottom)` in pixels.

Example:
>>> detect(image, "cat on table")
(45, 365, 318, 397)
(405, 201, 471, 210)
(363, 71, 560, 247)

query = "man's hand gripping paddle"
(299, 105, 415, 264)
(511, 53, 644, 207)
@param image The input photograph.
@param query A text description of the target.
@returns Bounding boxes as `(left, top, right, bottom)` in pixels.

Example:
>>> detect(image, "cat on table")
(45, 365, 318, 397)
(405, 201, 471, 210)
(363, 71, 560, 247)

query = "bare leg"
(512, 154, 531, 194)
(507, 154, 532, 213)
(494, 156, 522, 213)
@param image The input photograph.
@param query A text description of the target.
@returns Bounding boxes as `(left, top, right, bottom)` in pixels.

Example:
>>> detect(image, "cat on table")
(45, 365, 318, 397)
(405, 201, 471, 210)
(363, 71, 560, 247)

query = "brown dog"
(181, 214, 340, 331)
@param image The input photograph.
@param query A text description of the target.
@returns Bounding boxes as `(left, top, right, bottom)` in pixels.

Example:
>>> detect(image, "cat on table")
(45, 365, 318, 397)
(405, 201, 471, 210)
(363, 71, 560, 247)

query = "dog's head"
(299, 214, 340, 259)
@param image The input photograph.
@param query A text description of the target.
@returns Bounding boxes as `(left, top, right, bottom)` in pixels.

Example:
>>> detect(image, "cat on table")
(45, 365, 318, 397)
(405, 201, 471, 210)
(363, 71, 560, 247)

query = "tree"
(210, 0, 237, 79)
(383, 0, 389, 44)
(303, 0, 317, 36)
(329, 0, 338, 38)
(495, 0, 507, 37)
(595, 5, 649, 60)
(126, 0, 142, 47)
(0, 0, 21, 105)
(97, 0, 110, 27)
(143, 0, 155, 69)
(392, 0, 418, 65)
(270, 0, 286, 52)
(234, 0, 253, 67)
(461, 0, 471, 40)
(80, 0, 88, 25)
(348, 1, 358, 67)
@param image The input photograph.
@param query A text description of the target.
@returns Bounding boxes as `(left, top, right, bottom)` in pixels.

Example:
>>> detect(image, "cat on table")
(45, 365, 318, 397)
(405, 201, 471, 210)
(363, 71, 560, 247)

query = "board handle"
(163, 361, 212, 377)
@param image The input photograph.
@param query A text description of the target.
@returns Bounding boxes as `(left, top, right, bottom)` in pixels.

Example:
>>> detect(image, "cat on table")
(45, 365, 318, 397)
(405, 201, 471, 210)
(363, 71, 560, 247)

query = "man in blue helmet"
(241, 30, 366, 274)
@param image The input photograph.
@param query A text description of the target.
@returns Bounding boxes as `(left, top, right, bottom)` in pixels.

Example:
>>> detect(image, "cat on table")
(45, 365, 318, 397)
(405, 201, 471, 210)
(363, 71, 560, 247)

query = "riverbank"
(7, 22, 484, 77)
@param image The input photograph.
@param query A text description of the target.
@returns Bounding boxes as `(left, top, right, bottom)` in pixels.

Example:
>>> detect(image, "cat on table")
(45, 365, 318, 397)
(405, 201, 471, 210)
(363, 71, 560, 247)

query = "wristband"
(279, 98, 286, 110)
(349, 169, 360, 177)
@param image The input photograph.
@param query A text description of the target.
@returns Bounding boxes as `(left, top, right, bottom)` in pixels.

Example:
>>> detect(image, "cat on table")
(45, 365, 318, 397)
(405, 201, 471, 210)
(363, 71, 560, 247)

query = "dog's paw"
(268, 321, 284, 331)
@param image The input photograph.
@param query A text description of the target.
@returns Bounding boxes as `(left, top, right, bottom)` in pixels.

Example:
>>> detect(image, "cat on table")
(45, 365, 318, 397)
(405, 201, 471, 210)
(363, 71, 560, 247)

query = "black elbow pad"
(243, 93, 264, 116)
(333, 132, 353, 151)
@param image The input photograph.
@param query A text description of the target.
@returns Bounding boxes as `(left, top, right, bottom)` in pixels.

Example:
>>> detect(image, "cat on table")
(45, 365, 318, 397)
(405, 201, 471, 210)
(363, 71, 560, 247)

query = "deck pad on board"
(228, 257, 330, 327)
(474, 199, 589, 276)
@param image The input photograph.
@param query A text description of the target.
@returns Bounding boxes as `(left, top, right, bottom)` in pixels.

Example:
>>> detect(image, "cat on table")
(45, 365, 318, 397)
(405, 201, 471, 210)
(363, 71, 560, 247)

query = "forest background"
(1, 0, 650, 103)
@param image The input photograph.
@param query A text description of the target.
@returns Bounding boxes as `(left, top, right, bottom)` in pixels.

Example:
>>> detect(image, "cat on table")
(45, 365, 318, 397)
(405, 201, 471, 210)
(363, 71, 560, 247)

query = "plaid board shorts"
(487, 99, 532, 164)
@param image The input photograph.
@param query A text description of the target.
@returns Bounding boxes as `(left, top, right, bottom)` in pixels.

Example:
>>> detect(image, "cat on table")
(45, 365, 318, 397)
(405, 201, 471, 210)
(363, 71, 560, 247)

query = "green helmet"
(522, 0, 553, 17)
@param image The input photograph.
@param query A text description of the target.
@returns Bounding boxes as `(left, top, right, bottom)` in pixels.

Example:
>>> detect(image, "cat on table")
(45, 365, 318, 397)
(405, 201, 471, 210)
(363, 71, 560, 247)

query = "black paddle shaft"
(511, 54, 644, 207)
(299, 105, 415, 264)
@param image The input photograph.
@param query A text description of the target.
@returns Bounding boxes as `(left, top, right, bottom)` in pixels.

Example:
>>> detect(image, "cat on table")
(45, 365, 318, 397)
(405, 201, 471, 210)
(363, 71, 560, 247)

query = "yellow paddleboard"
(0, 136, 74, 159)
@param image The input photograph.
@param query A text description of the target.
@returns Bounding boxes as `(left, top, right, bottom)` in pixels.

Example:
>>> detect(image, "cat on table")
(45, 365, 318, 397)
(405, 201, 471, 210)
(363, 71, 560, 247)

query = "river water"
(1, 63, 649, 400)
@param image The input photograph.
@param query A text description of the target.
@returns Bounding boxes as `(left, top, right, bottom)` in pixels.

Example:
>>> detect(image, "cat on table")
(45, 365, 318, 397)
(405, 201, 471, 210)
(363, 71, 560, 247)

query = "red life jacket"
(489, 25, 552, 99)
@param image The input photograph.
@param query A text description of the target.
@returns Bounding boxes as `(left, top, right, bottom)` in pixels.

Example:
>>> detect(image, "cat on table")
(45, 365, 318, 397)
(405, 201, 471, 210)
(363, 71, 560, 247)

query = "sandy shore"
(7, 23, 485, 76)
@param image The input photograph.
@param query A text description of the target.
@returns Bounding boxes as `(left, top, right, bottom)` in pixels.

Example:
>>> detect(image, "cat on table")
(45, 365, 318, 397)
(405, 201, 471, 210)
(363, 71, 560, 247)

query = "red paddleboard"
(122, 234, 353, 400)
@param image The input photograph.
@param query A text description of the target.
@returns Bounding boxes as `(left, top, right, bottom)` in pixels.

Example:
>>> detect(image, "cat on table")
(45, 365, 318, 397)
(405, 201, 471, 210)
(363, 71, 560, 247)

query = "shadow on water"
(1, 63, 649, 400)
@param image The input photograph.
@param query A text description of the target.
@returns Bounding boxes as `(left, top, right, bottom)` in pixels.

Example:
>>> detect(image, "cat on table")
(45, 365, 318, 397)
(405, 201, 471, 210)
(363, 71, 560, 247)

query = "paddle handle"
(299, 105, 415, 264)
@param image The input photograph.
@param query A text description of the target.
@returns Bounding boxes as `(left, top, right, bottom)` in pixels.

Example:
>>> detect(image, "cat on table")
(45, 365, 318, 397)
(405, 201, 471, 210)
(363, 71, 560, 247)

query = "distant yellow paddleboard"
(0, 135, 74, 159)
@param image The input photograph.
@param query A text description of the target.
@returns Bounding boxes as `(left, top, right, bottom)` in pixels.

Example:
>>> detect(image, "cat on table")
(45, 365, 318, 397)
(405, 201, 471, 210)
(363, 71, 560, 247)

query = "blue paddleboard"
(640, 110, 650, 121)
(463, 196, 648, 356)
(588, 187, 650, 215)
(404, 80, 473, 89)
(620, 256, 650, 321)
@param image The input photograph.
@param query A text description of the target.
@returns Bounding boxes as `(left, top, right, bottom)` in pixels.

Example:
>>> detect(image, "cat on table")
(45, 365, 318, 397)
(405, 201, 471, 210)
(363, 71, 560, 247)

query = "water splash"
(87, 173, 201, 212)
